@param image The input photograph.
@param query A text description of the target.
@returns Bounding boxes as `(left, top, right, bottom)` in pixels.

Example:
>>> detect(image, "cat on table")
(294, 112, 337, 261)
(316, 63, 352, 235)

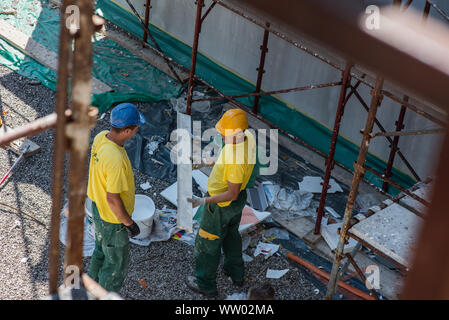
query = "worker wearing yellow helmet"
(186, 108, 256, 297)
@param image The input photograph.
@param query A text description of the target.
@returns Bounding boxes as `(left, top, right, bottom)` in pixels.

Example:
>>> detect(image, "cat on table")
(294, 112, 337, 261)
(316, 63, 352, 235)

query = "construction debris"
(266, 269, 289, 279)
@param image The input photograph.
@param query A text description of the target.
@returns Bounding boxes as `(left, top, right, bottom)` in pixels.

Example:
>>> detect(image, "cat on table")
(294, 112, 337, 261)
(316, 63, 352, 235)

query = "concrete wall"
(112, 0, 447, 180)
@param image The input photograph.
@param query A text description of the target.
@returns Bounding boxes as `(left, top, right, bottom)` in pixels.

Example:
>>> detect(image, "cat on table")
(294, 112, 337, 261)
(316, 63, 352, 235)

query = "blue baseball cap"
(110, 103, 146, 128)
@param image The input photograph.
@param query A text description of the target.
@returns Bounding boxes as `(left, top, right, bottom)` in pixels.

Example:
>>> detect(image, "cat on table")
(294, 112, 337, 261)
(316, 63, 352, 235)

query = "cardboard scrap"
(298, 176, 343, 193)
(321, 222, 357, 253)
(254, 242, 279, 259)
(266, 269, 289, 279)
(140, 181, 151, 190)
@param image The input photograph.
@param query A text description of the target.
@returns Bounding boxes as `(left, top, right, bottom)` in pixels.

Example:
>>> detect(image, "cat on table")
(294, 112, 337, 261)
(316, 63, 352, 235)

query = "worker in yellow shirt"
(87, 103, 145, 293)
(186, 108, 256, 297)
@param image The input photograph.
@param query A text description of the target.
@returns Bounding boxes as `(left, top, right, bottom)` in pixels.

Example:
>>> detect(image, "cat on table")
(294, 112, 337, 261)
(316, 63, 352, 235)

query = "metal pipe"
(185, 0, 205, 115)
(48, 0, 73, 295)
(0, 113, 57, 148)
(335, 243, 362, 286)
(423, 0, 432, 22)
(192, 81, 342, 102)
(351, 88, 421, 181)
(142, 0, 151, 43)
(253, 22, 270, 113)
(63, 0, 95, 279)
(372, 128, 445, 138)
(382, 96, 408, 192)
(381, 90, 447, 128)
(200, 1, 216, 25)
(326, 76, 384, 300)
(314, 62, 353, 235)
(363, 164, 431, 211)
(401, 0, 414, 12)
(287, 251, 376, 300)
(427, 0, 449, 23)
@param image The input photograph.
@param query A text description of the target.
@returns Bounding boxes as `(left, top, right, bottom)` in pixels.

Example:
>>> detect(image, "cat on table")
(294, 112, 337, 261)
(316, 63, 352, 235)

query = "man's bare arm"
(205, 181, 241, 204)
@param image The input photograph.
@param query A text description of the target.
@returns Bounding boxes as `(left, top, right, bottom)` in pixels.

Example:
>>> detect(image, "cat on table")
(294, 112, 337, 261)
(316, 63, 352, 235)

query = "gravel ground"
(0, 65, 324, 300)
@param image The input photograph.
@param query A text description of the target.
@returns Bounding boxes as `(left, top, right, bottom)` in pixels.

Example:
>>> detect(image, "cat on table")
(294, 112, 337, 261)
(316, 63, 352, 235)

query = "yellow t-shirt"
(87, 130, 135, 224)
(207, 130, 256, 207)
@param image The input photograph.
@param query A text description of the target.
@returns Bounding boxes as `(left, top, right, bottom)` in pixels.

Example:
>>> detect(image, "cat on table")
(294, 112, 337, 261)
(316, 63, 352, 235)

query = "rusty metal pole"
(382, 96, 408, 192)
(423, 1, 431, 22)
(253, 22, 270, 114)
(63, 0, 95, 280)
(352, 89, 421, 181)
(48, 0, 73, 294)
(325, 76, 384, 300)
(314, 62, 353, 234)
(142, 0, 151, 43)
(185, 0, 204, 115)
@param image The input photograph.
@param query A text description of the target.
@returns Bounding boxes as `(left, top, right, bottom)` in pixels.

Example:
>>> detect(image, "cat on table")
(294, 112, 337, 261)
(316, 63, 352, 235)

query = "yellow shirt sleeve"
(224, 163, 245, 185)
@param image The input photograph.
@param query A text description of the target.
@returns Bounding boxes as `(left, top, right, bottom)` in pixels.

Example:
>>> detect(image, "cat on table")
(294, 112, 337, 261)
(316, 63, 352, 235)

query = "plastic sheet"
(272, 188, 313, 212)
(0, 0, 181, 114)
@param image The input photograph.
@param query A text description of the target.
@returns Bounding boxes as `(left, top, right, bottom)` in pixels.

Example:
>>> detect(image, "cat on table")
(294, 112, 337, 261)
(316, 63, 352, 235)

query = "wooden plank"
(271, 211, 315, 239)
(0, 18, 111, 94)
(176, 112, 193, 233)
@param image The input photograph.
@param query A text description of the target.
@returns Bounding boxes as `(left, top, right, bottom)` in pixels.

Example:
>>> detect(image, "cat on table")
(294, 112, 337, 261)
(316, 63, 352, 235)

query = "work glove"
(192, 163, 208, 170)
(187, 196, 206, 208)
(125, 221, 140, 238)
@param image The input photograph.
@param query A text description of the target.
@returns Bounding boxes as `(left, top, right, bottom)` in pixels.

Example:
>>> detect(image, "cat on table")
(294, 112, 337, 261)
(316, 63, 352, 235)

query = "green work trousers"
(194, 190, 247, 293)
(88, 202, 130, 293)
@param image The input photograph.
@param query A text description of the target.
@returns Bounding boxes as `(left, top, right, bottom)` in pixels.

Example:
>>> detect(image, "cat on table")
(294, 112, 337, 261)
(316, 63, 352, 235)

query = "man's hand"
(191, 157, 216, 170)
(125, 221, 140, 238)
(187, 196, 206, 208)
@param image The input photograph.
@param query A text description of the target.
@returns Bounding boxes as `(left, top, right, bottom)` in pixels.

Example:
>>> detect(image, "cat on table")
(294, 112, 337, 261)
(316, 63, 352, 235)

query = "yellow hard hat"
(215, 108, 249, 136)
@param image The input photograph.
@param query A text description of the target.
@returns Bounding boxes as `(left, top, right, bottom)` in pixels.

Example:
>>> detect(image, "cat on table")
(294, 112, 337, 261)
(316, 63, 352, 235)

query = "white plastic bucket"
(131, 194, 156, 239)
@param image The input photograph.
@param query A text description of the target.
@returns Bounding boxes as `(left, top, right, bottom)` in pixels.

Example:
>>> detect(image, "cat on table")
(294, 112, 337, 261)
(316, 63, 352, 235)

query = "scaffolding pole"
(351, 88, 421, 181)
(48, 0, 73, 295)
(142, 0, 151, 43)
(185, 0, 204, 115)
(382, 96, 408, 192)
(325, 76, 384, 300)
(253, 22, 270, 113)
(63, 0, 96, 279)
(314, 61, 353, 234)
